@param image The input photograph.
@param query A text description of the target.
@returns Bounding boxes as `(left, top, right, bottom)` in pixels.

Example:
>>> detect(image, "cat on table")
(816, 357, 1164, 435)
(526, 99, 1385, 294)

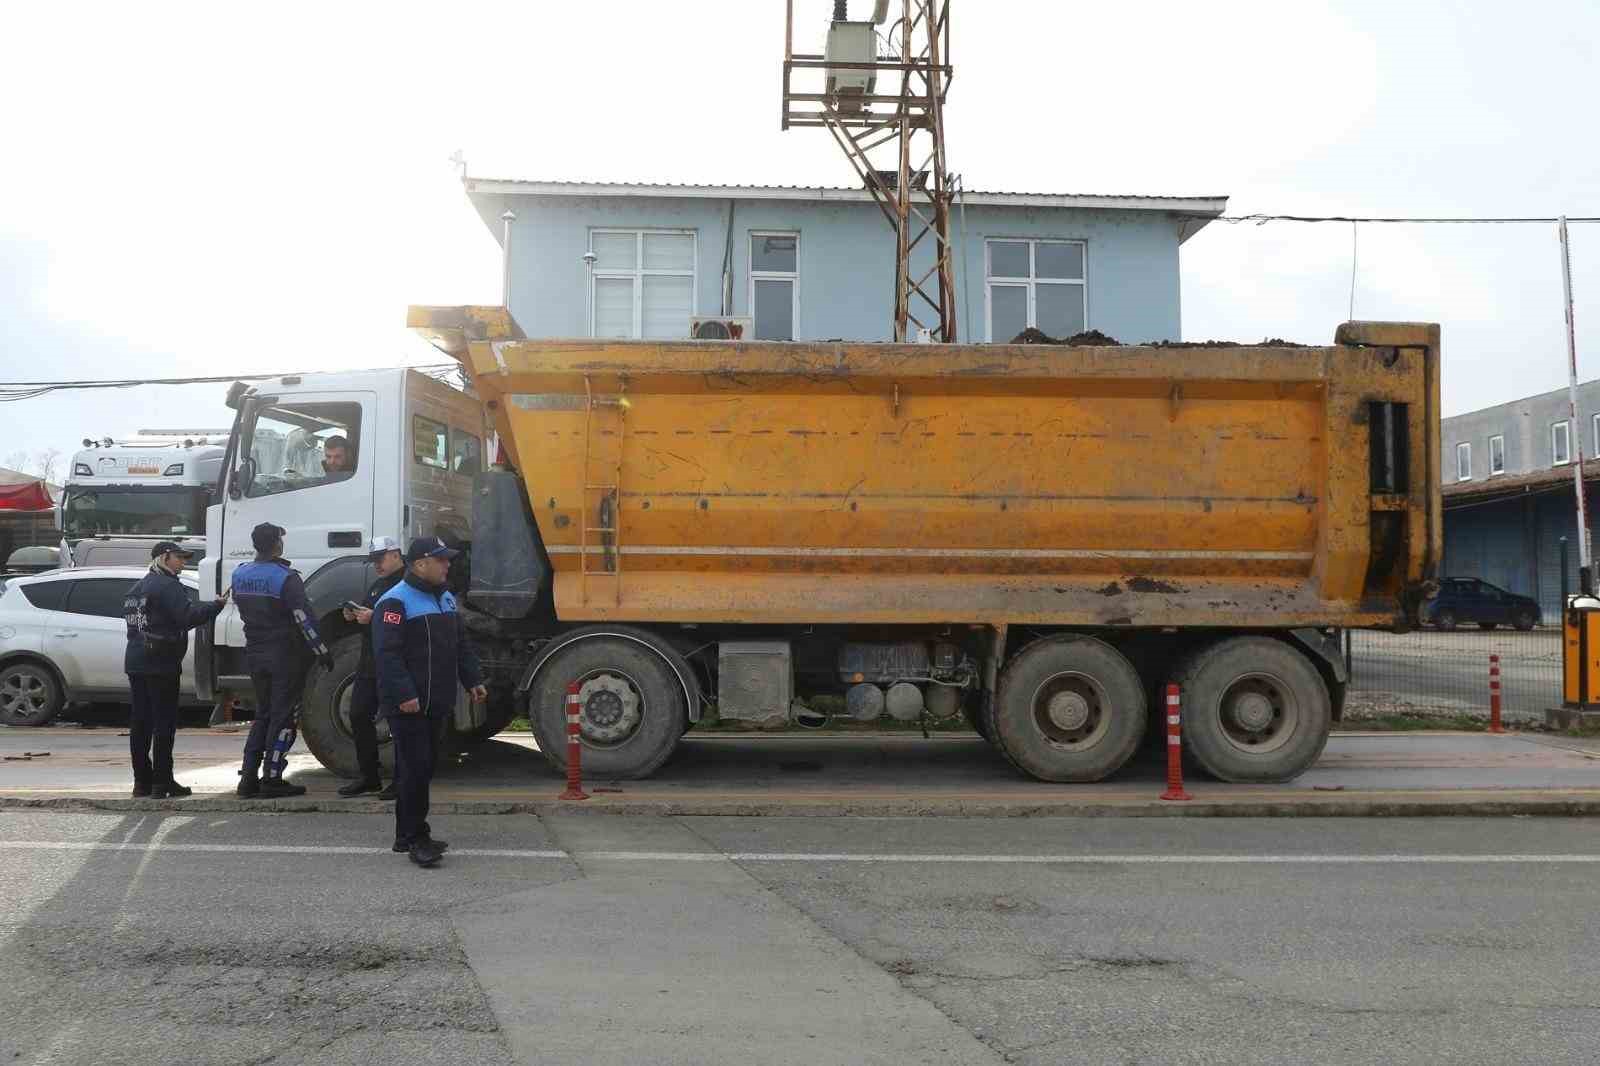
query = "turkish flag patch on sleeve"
(382, 611, 403, 624)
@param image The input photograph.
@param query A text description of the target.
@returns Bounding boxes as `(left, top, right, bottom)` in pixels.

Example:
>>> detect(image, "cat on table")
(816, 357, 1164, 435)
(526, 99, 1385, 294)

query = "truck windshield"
(61, 487, 210, 539)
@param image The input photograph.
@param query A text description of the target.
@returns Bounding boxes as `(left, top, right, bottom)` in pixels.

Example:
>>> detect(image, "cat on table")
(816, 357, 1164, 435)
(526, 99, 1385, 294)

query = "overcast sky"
(2, 0, 1596, 474)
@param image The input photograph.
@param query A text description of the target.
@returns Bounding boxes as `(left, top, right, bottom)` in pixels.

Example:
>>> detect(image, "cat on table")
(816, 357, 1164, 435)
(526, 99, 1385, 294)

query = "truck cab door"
(217, 392, 377, 646)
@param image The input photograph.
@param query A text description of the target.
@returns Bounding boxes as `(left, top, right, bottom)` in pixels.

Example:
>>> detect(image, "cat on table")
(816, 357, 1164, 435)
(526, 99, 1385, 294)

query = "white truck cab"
(198, 368, 495, 766)
(60, 433, 227, 566)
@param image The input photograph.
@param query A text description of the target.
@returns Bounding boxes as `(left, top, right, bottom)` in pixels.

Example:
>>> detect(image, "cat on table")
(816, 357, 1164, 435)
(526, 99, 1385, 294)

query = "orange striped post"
(1160, 683, 1192, 801)
(559, 680, 590, 800)
(1488, 654, 1505, 734)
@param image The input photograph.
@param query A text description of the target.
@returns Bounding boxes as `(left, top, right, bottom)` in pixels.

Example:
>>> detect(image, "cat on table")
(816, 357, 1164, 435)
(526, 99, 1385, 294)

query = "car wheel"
(1513, 609, 1538, 631)
(1434, 609, 1458, 631)
(0, 661, 65, 727)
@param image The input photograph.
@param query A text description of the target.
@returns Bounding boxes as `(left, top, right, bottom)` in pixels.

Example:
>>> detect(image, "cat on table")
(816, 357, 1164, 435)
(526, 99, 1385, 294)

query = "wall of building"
(1443, 380, 1600, 486)
(475, 192, 1187, 344)
(1442, 487, 1597, 621)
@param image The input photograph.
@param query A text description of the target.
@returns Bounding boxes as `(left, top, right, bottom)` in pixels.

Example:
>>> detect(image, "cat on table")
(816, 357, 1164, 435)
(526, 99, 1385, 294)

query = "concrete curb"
(6, 791, 1600, 819)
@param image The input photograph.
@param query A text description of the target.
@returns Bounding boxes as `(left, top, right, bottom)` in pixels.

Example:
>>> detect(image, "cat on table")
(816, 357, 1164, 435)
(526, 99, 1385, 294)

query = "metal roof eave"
(463, 179, 1228, 240)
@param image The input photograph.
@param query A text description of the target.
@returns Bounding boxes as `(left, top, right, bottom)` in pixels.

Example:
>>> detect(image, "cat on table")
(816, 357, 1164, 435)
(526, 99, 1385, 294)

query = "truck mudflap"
(517, 625, 704, 722)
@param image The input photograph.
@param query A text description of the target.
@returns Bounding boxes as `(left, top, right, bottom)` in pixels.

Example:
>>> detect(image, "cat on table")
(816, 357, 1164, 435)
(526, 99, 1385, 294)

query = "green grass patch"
(1338, 714, 1489, 732)
(505, 716, 532, 733)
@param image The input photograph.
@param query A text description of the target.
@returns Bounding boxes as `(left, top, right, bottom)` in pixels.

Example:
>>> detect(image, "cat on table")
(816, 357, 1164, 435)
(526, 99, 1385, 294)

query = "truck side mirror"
(232, 456, 256, 500)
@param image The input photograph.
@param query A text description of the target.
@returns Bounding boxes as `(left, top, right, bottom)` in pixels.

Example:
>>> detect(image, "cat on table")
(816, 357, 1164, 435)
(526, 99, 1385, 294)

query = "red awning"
(0, 481, 54, 511)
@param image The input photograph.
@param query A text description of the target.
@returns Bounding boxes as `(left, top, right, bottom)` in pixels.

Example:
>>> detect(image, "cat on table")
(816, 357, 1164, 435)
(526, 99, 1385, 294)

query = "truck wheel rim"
(1217, 673, 1299, 755)
(0, 669, 49, 721)
(1029, 672, 1110, 751)
(578, 671, 644, 747)
(332, 676, 392, 748)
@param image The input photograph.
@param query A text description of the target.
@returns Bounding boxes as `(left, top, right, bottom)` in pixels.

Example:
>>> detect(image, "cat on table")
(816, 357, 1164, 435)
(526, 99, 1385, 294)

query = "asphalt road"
(4, 810, 1599, 1065)
(1349, 628, 1563, 720)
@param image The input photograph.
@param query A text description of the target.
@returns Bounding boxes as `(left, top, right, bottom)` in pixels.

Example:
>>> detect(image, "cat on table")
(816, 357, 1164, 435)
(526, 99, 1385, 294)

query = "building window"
(749, 232, 799, 341)
(1552, 420, 1572, 466)
(1456, 442, 1472, 481)
(1489, 434, 1505, 476)
(589, 229, 696, 340)
(986, 239, 1087, 342)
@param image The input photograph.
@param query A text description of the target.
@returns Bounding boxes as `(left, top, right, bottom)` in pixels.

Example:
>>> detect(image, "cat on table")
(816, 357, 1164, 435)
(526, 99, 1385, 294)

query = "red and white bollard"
(1488, 654, 1505, 734)
(559, 680, 590, 801)
(1160, 683, 1192, 801)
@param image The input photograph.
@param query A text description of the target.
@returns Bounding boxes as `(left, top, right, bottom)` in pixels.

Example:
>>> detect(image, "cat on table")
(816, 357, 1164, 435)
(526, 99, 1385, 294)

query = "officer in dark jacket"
(336, 535, 405, 798)
(232, 522, 333, 798)
(123, 541, 229, 798)
(373, 537, 486, 867)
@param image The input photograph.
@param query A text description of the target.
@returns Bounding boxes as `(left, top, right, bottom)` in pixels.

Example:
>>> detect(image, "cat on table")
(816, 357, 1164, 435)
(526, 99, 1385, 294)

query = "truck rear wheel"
(528, 636, 687, 779)
(1175, 637, 1331, 783)
(991, 637, 1145, 783)
(300, 634, 392, 779)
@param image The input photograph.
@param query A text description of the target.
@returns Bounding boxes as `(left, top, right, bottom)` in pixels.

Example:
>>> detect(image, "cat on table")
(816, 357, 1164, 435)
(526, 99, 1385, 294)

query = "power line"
(0, 365, 456, 403)
(1192, 213, 1600, 225)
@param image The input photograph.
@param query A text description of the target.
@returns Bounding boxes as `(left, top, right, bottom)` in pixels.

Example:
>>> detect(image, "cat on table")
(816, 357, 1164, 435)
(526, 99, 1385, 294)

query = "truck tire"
(964, 691, 996, 744)
(528, 636, 687, 779)
(1174, 637, 1331, 783)
(0, 659, 64, 727)
(300, 634, 392, 779)
(991, 637, 1145, 783)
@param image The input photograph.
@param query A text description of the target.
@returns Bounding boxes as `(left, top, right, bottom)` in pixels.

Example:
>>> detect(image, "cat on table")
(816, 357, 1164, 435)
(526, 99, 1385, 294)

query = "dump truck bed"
(411, 309, 1439, 630)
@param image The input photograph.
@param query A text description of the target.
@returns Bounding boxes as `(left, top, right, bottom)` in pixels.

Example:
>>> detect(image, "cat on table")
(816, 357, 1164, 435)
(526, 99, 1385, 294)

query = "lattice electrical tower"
(782, 0, 956, 342)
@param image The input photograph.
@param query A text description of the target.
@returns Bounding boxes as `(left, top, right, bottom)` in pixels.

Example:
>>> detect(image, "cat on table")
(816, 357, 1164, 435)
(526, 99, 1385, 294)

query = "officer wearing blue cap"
(336, 535, 406, 798)
(373, 536, 486, 866)
(231, 522, 333, 798)
(123, 541, 230, 798)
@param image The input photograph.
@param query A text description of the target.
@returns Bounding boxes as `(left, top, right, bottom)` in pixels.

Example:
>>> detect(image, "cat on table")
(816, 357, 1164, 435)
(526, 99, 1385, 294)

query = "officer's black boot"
(258, 777, 307, 798)
(337, 777, 383, 798)
(237, 767, 260, 798)
(154, 780, 193, 799)
(132, 779, 152, 798)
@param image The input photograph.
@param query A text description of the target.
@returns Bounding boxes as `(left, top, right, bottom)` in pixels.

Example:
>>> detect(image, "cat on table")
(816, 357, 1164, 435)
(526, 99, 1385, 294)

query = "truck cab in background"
(59, 433, 227, 567)
(198, 369, 502, 769)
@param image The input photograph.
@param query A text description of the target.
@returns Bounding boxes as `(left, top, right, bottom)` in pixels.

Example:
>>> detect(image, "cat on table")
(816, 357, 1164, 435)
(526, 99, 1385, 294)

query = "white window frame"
(588, 228, 697, 339)
(984, 238, 1088, 342)
(748, 230, 800, 341)
(1552, 419, 1572, 466)
(1456, 442, 1472, 481)
(1489, 434, 1505, 476)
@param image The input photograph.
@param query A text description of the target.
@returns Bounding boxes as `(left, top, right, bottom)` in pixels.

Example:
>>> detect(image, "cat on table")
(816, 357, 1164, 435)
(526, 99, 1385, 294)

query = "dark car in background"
(1423, 577, 1541, 631)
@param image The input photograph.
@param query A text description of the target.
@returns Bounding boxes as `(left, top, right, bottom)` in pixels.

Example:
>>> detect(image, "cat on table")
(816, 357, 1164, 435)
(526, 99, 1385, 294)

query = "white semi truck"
(59, 432, 228, 567)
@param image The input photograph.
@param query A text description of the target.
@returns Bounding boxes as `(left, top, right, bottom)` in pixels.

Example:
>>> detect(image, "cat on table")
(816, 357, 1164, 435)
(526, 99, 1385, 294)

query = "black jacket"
(372, 572, 483, 719)
(123, 566, 224, 676)
(355, 571, 404, 679)
(230, 557, 329, 660)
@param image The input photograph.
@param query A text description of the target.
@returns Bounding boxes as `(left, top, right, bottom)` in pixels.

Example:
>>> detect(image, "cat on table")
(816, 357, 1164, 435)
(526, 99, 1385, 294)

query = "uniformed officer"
(337, 535, 406, 798)
(123, 541, 229, 798)
(232, 522, 333, 798)
(373, 537, 486, 867)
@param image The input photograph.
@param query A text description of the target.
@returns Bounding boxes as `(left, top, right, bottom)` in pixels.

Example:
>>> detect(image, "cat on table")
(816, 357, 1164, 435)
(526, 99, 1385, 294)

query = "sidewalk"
(3, 726, 1598, 817)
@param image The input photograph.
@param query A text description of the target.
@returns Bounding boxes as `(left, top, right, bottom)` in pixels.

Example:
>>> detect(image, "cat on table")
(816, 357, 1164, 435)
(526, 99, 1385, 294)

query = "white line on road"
(5, 840, 1600, 864)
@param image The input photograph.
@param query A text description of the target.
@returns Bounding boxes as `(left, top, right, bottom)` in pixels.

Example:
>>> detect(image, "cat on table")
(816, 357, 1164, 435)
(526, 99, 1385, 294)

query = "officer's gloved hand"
(318, 653, 336, 670)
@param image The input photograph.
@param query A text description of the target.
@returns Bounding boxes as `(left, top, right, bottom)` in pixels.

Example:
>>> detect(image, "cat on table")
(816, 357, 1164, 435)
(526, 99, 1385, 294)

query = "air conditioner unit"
(689, 316, 752, 341)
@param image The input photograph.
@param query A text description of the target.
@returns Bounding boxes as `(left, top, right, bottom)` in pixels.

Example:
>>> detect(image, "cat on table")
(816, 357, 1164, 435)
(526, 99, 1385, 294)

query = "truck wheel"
(529, 636, 687, 779)
(964, 691, 996, 744)
(1175, 637, 1331, 783)
(991, 637, 1145, 782)
(0, 660, 64, 727)
(300, 634, 391, 779)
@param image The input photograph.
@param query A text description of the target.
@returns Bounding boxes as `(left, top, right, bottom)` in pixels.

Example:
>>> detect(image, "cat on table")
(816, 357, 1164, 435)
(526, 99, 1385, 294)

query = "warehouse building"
(1441, 380, 1600, 620)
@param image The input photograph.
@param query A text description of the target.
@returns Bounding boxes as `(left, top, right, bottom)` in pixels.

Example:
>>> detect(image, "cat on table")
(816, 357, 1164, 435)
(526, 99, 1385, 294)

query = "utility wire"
(0, 365, 456, 402)
(1187, 213, 1600, 225)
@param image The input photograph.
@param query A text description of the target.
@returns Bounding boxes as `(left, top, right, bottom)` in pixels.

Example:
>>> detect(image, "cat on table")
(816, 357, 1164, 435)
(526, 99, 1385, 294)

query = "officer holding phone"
(337, 536, 406, 798)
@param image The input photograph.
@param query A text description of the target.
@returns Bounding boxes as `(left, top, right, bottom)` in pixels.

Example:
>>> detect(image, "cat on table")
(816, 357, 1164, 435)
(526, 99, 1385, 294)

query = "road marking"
(4, 841, 1600, 864)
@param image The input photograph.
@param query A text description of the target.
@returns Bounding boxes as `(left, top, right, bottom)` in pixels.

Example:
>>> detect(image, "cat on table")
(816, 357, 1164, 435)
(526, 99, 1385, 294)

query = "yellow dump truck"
(201, 312, 1439, 784)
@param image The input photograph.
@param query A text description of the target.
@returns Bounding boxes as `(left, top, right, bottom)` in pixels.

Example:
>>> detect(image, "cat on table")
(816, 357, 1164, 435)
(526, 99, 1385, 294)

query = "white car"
(0, 566, 204, 727)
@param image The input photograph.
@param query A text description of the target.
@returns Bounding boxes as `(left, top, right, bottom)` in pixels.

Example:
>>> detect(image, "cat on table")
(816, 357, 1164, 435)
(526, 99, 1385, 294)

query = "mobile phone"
(341, 600, 363, 612)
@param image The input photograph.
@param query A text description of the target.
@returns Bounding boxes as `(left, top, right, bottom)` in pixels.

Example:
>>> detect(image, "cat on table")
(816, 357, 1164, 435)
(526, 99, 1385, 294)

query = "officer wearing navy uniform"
(373, 537, 486, 867)
(337, 535, 406, 798)
(123, 541, 229, 798)
(232, 522, 333, 798)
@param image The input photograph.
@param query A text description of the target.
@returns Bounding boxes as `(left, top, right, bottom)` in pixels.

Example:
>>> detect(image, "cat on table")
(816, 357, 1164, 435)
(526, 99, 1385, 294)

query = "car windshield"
(61, 487, 209, 539)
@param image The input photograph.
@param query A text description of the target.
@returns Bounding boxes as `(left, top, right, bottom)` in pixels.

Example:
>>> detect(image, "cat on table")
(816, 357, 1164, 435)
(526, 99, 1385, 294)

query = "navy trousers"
(128, 672, 181, 786)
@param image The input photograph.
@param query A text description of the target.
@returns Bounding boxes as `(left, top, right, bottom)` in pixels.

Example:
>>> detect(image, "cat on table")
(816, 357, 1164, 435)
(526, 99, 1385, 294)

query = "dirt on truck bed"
(1009, 329, 1308, 348)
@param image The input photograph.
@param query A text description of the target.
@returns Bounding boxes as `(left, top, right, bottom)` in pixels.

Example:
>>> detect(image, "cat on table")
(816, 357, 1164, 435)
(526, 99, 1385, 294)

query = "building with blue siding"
(1441, 381, 1600, 620)
(461, 179, 1226, 344)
